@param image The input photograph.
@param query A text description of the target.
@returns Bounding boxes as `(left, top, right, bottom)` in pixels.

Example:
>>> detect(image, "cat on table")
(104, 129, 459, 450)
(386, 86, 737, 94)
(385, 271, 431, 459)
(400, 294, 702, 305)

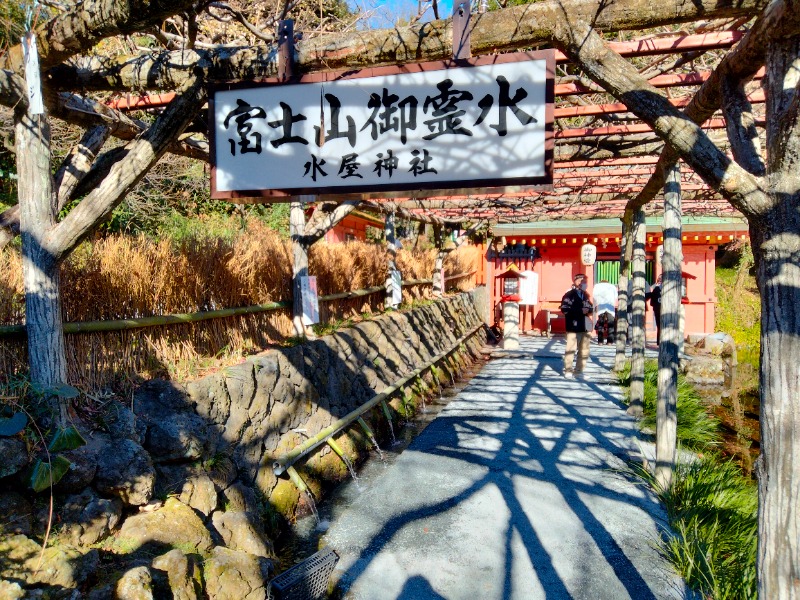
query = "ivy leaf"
(30, 456, 72, 492)
(48, 426, 86, 453)
(0, 412, 27, 437)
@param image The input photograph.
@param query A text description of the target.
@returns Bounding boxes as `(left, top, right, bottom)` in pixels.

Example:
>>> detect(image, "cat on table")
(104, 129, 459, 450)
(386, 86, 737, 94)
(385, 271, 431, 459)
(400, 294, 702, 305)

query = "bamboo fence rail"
(0, 272, 478, 391)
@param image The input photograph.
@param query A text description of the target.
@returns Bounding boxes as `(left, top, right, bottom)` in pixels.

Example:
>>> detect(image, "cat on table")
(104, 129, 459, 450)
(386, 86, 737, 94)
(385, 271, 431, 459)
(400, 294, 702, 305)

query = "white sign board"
(519, 270, 539, 306)
(22, 34, 44, 116)
(300, 276, 319, 325)
(390, 269, 402, 307)
(211, 52, 554, 199)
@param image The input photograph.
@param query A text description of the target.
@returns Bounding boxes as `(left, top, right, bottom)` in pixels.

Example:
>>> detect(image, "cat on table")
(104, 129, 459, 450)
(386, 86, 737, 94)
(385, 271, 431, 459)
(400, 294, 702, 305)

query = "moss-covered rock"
(115, 498, 213, 556)
(204, 547, 273, 600)
(0, 534, 98, 590)
(269, 479, 301, 518)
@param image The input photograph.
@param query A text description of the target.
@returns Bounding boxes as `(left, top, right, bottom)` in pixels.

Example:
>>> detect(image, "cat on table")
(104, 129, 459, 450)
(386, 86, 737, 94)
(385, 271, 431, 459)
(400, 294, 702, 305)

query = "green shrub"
(616, 359, 721, 450)
(643, 457, 758, 599)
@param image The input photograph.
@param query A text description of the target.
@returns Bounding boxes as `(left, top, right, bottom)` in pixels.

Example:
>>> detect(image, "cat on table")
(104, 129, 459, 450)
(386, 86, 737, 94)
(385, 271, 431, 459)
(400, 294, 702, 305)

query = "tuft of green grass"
(616, 359, 721, 450)
(632, 456, 757, 600)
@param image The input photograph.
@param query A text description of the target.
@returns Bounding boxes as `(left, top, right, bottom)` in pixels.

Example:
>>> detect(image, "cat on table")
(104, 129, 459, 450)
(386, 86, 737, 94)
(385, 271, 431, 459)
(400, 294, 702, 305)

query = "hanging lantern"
(580, 243, 597, 266)
(656, 244, 664, 264)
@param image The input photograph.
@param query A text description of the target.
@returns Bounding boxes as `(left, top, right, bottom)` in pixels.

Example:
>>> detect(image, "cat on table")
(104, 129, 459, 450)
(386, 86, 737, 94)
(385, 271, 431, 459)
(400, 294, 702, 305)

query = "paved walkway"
(323, 336, 689, 600)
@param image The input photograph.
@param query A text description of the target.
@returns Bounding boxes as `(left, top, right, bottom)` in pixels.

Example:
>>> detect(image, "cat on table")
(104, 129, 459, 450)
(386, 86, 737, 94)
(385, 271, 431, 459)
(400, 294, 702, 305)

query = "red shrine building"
(487, 217, 750, 340)
(324, 210, 385, 243)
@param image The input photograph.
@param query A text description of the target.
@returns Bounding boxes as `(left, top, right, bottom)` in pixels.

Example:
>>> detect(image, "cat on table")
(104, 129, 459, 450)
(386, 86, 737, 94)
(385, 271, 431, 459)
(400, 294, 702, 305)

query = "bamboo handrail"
(272, 321, 484, 477)
(0, 274, 476, 337)
(445, 269, 477, 282)
(0, 301, 292, 336)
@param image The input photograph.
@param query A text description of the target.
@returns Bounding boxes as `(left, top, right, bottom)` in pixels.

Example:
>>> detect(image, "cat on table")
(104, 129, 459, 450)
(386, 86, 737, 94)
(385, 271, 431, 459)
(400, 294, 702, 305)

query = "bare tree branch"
(550, 12, 768, 216)
(0, 125, 111, 249)
(625, 0, 799, 215)
(44, 0, 768, 93)
(47, 92, 209, 161)
(303, 199, 362, 243)
(0, 0, 208, 72)
(722, 77, 766, 175)
(44, 77, 207, 263)
(208, 2, 276, 42)
(53, 125, 111, 207)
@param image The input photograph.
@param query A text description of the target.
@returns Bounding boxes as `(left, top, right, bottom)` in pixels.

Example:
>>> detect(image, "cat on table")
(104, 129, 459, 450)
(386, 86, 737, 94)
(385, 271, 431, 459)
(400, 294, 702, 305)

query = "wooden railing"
(0, 272, 477, 338)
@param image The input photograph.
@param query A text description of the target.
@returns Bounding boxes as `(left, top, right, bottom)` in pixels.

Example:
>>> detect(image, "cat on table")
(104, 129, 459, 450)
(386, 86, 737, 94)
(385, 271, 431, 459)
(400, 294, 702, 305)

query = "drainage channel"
(274, 359, 487, 571)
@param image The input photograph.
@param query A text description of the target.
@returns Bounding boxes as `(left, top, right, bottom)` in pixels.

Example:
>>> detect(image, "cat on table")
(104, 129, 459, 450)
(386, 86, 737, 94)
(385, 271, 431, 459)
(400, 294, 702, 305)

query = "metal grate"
(268, 547, 339, 600)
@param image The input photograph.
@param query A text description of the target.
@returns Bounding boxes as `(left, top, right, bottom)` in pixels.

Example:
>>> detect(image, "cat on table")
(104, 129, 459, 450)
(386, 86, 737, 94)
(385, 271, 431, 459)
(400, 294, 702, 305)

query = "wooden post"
(628, 208, 647, 416)
(385, 212, 400, 310)
(16, 32, 69, 427)
(277, 20, 294, 81)
(656, 162, 682, 488)
(452, 1, 471, 60)
(280, 21, 315, 339)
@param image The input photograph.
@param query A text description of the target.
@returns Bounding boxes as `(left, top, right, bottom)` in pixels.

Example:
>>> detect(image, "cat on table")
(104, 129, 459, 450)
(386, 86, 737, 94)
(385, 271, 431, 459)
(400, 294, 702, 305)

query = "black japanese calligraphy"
(224, 99, 267, 155)
(373, 150, 399, 177)
(303, 154, 328, 181)
(422, 79, 474, 140)
(361, 88, 418, 144)
(315, 93, 356, 147)
(338, 153, 363, 179)
(268, 102, 308, 147)
(475, 76, 537, 136)
(409, 149, 437, 176)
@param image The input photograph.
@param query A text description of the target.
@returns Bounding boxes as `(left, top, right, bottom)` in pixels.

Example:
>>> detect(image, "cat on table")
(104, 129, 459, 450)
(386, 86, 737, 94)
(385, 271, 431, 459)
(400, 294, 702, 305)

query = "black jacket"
(560, 287, 593, 333)
(646, 284, 662, 315)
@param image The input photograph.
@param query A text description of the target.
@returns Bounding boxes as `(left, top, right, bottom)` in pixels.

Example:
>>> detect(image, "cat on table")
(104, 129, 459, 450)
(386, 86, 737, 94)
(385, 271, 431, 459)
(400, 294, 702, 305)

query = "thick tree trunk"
(627, 208, 647, 417)
(754, 33, 800, 600)
(433, 251, 446, 298)
(15, 109, 68, 426)
(655, 163, 682, 489)
(753, 211, 800, 600)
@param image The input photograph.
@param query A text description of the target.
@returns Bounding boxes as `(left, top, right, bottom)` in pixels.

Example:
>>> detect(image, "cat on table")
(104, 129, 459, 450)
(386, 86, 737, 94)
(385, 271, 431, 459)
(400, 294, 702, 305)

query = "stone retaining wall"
(0, 291, 487, 598)
(135, 290, 487, 515)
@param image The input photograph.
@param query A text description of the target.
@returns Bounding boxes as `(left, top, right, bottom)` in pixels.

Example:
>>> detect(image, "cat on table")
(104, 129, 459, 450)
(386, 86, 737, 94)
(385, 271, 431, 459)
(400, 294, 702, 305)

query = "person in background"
(560, 273, 593, 378)
(592, 279, 618, 345)
(645, 274, 663, 345)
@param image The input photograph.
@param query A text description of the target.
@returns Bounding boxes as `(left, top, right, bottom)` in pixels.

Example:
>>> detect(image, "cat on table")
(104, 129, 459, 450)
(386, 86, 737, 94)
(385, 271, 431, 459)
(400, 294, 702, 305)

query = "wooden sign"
(210, 51, 555, 200)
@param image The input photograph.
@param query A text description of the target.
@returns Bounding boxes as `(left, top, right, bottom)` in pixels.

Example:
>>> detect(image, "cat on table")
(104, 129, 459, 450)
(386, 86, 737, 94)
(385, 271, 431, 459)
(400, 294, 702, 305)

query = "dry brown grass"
(0, 247, 23, 325)
(444, 245, 483, 292)
(0, 224, 478, 391)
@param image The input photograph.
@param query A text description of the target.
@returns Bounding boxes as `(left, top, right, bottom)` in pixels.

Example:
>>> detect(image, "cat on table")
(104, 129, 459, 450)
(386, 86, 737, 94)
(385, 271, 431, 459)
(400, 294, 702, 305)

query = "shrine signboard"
(210, 51, 554, 200)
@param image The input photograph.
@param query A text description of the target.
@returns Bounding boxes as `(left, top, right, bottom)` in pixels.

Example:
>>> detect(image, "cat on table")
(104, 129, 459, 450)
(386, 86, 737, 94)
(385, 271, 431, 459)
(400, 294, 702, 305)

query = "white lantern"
(656, 244, 664, 264)
(581, 243, 597, 266)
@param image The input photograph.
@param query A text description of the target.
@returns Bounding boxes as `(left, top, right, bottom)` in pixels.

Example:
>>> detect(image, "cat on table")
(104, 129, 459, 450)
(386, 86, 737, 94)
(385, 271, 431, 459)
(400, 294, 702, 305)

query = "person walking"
(592, 279, 618, 344)
(645, 275, 662, 345)
(560, 273, 593, 378)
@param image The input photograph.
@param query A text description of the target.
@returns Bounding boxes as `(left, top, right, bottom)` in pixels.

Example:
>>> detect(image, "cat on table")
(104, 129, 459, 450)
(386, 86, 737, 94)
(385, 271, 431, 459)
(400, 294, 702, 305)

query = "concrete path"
(323, 336, 689, 600)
